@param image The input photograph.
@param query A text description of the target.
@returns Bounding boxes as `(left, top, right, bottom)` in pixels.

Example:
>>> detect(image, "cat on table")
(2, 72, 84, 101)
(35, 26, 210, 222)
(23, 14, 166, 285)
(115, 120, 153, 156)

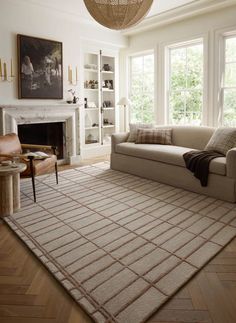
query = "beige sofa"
(111, 126, 236, 202)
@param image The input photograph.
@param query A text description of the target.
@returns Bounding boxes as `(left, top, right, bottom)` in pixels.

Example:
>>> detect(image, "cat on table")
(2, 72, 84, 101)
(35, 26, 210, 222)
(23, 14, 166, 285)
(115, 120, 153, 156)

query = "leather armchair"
(0, 133, 58, 202)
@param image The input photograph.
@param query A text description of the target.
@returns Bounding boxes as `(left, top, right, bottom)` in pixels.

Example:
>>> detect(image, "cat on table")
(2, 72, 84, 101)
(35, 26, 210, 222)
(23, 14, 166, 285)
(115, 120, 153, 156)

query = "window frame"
(128, 50, 155, 124)
(218, 30, 236, 126)
(165, 37, 206, 126)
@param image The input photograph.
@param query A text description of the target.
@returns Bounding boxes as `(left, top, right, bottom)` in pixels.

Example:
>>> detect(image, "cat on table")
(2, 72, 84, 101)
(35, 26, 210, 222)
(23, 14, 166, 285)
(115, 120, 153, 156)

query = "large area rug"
(4, 162, 236, 323)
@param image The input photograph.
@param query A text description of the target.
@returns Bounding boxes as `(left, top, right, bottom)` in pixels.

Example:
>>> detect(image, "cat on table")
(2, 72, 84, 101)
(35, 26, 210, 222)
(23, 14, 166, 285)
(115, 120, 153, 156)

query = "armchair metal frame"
(0, 143, 58, 203)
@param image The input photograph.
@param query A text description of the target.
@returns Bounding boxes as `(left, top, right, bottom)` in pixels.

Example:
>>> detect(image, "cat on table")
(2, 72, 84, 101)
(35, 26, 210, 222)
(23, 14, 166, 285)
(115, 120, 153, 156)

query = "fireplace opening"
(18, 122, 64, 159)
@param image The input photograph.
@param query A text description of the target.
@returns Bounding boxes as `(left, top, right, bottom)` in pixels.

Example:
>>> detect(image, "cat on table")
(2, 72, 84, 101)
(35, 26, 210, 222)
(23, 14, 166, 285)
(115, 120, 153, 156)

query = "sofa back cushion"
(136, 128, 172, 145)
(155, 126, 215, 150)
(205, 127, 236, 155)
(127, 123, 153, 142)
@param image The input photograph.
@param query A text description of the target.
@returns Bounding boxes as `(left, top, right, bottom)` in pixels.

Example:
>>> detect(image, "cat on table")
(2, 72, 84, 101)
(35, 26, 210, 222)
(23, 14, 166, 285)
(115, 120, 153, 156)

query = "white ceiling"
(147, 0, 197, 17)
(26, 0, 198, 21)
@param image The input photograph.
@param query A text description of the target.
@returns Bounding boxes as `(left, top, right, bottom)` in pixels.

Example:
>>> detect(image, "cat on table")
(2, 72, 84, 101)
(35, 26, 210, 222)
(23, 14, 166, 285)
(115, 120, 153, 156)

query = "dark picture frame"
(17, 34, 63, 99)
(103, 80, 113, 90)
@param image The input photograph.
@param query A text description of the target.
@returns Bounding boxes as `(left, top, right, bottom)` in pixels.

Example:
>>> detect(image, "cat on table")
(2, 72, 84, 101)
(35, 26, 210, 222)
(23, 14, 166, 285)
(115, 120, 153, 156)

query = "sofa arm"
(111, 132, 129, 153)
(226, 148, 236, 179)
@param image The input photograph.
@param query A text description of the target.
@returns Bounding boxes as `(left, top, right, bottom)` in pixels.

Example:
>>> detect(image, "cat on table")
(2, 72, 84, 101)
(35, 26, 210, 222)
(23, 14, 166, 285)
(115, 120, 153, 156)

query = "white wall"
(120, 4, 236, 127)
(0, 0, 126, 105)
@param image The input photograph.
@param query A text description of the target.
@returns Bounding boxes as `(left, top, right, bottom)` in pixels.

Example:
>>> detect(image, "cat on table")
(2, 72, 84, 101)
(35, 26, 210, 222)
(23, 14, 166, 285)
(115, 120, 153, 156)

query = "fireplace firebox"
(18, 122, 64, 159)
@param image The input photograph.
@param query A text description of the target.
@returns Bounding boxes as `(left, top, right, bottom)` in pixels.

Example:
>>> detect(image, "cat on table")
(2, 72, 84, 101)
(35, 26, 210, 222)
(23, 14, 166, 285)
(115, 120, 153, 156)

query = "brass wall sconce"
(68, 65, 78, 86)
(0, 58, 15, 82)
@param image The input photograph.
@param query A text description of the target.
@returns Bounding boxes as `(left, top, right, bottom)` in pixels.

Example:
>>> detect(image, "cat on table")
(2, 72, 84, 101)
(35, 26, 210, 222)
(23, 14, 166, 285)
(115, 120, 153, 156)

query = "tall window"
(129, 53, 154, 123)
(167, 40, 204, 125)
(222, 35, 236, 126)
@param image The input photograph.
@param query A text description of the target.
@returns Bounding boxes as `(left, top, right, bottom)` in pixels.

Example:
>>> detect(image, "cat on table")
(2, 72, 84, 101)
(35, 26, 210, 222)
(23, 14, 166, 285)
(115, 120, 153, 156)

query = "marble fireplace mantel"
(0, 104, 81, 164)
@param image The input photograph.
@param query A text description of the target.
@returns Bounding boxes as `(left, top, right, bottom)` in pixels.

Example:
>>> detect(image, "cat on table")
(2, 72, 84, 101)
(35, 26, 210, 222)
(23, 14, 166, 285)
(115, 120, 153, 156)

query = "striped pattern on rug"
(4, 162, 236, 323)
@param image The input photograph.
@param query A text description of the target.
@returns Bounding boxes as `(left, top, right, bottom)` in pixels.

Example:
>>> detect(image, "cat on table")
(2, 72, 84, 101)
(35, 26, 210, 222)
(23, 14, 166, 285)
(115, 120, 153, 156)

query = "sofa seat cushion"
(116, 143, 226, 176)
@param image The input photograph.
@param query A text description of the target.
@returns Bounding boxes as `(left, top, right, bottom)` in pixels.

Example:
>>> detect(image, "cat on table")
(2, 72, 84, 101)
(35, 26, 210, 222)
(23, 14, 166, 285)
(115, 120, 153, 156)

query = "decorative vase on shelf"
(103, 64, 111, 71)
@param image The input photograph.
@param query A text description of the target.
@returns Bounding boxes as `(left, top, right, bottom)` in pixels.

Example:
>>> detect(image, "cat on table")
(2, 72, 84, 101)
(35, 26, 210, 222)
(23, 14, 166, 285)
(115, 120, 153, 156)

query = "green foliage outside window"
(130, 54, 154, 123)
(129, 39, 236, 126)
(169, 43, 203, 125)
(223, 37, 236, 126)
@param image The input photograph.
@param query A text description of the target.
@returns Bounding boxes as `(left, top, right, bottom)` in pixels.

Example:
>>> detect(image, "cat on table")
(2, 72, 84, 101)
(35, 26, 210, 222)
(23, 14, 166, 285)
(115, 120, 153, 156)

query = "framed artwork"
(103, 80, 113, 89)
(17, 34, 63, 99)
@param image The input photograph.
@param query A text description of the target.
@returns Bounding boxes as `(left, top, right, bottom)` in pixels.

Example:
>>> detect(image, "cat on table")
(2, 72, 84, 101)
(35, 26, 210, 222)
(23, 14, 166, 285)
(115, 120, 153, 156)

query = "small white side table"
(0, 163, 27, 217)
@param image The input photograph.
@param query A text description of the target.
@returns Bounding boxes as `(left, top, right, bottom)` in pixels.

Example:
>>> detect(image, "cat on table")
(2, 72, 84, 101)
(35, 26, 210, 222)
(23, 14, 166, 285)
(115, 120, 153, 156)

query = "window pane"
(131, 56, 143, 74)
(143, 72, 154, 92)
(186, 45, 203, 89)
(169, 91, 186, 124)
(185, 90, 202, 125)
(170, 47, 186, 89)
(168, 41, 203, 125)
(225, 62, 236, 87)
(226, 37, 236, 62)
(131, 74, 143, 91)
(144, 55, 154, 73)
(223, 89, 236, 126)
(130, 54, 154, 123)
(169, 90, 202, 125)
(131, 94, 154, 123)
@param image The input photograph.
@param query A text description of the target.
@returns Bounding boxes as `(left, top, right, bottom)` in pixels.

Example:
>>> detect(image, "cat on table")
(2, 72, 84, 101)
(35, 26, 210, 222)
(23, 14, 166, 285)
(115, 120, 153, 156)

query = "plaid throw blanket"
(183, 150, 224, 186)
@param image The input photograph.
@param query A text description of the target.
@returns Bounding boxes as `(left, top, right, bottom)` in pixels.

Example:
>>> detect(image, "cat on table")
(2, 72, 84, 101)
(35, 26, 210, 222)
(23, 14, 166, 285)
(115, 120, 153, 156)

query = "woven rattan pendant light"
(83, 0, 153, 30)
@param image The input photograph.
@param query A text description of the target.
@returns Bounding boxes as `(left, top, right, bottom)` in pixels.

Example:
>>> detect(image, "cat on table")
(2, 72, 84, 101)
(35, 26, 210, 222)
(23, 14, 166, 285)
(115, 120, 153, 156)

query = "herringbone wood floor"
(0, 222, 236, 323)
(0, 157, 236, 323)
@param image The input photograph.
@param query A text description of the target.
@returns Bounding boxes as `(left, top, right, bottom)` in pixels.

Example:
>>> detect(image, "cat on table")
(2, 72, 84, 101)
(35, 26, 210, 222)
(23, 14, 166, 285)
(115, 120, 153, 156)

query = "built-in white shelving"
(80, 49, 119, 158)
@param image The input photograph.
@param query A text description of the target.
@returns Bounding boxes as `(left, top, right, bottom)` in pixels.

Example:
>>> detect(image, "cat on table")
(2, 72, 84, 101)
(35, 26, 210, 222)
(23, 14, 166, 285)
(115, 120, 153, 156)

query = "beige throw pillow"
(127, 123, 153, 142)
(205, 127, 236, 155)
(136, 128, 172, 145)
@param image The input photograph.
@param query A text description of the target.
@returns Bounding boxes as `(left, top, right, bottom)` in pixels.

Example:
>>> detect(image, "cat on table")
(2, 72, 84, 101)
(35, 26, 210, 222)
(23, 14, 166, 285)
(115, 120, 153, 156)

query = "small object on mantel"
(66, 89, 74, 104)
(67, 89, 79, 104)
(73, 96, 79, 104)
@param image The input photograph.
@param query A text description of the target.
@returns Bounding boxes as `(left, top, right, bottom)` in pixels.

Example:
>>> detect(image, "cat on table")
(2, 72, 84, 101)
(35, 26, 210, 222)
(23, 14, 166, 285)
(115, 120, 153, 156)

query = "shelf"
(85, 108, 99, 111)
(102, 107, 115, 110)
(102, 89, 114, 92)
(85, 141, 100, 146)
(102, 125, 115, 128)
(102, 71, 114, 74)
(84, 68, 98, 73)
(85, 126, 99, 130)
(84, 88, 99, 91)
